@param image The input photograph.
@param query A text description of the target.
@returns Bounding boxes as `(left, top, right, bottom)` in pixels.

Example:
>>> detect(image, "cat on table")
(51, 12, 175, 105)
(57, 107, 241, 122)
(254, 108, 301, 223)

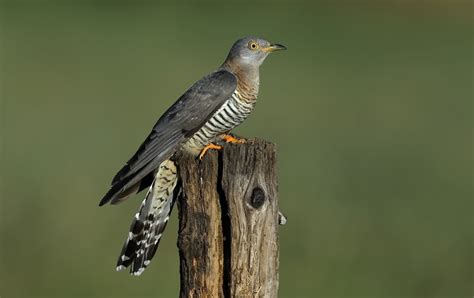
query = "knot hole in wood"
(250, 186, 266, 209)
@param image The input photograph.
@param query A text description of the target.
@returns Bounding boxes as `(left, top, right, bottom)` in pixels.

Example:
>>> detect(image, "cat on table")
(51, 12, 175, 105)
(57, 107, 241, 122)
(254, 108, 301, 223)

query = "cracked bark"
(176, 139, 279, 298)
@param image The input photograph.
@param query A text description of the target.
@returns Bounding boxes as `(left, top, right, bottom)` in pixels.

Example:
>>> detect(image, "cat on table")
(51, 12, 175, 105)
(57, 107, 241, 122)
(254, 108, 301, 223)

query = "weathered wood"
(221, 140, 279, 297)
(177, 151, 223, 298)
(176, 139, 279, 298)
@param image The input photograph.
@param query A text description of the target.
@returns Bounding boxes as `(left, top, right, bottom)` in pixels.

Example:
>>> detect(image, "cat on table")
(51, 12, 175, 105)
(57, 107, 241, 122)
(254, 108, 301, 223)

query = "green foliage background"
(1, 1, 472, 297)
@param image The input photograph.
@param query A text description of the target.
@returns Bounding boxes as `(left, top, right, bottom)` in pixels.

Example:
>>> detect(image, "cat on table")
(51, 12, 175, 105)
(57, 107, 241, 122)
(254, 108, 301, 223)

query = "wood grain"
(176, 139, 279, 298)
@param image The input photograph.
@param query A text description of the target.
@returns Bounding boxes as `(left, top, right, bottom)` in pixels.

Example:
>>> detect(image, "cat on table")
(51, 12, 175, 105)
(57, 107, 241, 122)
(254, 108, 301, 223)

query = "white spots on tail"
(115, 159, 179, 276)
(132, 268, 145, 276)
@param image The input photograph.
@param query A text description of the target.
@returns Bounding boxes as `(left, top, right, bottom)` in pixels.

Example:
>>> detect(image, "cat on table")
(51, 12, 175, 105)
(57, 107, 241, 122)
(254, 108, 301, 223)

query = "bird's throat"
(221, 62, 259, 102)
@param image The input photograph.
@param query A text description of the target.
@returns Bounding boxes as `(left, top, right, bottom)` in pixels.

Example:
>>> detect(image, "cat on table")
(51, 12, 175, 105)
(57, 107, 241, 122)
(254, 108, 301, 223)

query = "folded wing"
(99, 70, 237, 206)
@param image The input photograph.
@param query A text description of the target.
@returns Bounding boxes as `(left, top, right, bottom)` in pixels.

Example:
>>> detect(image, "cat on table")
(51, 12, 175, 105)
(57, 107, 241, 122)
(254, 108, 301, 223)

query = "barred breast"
(183, 90, 256, 154)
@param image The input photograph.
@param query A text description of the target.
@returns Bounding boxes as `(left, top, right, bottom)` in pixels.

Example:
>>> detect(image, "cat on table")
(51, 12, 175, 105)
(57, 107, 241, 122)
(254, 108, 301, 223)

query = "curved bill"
(262, 43, 287, 53)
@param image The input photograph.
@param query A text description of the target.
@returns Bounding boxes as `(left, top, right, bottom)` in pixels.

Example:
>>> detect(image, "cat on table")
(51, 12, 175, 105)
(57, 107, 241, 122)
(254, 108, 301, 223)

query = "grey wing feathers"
(99, 70, 237, 206)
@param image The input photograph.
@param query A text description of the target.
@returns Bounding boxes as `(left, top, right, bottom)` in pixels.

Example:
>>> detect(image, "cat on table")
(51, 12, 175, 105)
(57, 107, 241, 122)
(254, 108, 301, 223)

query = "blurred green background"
(0, 1, 472, 297)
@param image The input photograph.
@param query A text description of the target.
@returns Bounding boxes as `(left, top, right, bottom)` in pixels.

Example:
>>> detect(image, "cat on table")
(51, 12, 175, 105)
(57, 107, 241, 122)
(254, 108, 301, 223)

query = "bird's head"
(224, 36, 286, 69)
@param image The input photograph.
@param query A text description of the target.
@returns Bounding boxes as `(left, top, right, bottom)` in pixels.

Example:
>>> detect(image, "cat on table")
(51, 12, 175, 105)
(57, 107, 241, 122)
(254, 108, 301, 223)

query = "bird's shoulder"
(161, 70, 236, 116)
(109, 69, 237, 186)
(150, 69, 237, 132)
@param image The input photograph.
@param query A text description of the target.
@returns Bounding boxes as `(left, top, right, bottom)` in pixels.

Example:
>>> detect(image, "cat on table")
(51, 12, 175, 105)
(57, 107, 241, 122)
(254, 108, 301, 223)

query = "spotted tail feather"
(116, 159, 179, 276)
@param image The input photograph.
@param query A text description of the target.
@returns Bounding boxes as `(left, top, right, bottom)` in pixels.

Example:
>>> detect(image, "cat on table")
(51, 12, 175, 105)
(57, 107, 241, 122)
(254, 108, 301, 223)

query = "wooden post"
(176, 139, 280, 298)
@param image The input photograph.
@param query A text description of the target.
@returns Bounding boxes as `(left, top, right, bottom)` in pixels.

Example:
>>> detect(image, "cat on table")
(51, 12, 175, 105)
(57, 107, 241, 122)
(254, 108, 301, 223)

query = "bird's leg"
(199, 143, 223, 160)
(199, 134, 246, 160)
(221, 133, 246, 144)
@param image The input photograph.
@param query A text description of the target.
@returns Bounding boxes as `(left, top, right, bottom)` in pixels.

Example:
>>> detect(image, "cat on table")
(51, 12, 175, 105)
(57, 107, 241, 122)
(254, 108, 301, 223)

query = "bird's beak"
(262, 43, 287, 53)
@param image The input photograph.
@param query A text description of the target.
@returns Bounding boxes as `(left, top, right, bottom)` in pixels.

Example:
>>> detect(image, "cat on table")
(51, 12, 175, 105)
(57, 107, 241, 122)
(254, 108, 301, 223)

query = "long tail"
(115, 159, 179, 276)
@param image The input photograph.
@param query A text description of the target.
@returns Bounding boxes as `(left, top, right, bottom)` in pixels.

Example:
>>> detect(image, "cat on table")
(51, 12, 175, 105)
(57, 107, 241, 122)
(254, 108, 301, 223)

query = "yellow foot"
(222, 134, 246, 144)
(199, 143, 223, 160)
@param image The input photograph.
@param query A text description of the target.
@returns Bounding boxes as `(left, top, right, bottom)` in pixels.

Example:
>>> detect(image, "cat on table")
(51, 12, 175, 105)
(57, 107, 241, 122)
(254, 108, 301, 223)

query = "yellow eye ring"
(248, 41, 259, 50)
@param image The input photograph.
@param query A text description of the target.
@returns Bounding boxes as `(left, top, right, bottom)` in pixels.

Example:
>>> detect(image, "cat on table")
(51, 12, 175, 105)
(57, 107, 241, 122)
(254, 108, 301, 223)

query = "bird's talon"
(222, 134, 246, 144)
(199, 143, 223, 160)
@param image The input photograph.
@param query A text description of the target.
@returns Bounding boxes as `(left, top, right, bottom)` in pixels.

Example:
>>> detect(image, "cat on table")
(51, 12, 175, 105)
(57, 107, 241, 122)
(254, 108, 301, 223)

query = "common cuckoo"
(99, 36, 286, 276)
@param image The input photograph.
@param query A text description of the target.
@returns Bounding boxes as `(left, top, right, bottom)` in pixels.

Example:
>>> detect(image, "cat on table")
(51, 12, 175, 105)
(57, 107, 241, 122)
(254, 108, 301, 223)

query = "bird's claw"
(222, 134, 246, 144)
(199, 135, 246, 160)
(198, 143, 223, 160)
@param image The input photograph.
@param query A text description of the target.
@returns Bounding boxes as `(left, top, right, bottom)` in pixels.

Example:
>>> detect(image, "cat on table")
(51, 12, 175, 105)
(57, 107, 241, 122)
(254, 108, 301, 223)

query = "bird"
(99, 36, 286, 276)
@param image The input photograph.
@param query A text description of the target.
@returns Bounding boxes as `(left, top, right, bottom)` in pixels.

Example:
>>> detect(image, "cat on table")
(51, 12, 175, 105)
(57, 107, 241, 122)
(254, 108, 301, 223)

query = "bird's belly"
(182, 94, 255, 155)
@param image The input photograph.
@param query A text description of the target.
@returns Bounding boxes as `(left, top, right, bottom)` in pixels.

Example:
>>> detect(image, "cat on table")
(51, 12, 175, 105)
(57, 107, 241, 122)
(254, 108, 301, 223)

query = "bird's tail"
(115, 159, 180, 276)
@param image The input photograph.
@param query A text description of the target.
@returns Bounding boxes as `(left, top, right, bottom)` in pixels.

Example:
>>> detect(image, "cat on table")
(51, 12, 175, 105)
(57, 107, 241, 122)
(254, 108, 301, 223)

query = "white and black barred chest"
(183, 89, 257, 154)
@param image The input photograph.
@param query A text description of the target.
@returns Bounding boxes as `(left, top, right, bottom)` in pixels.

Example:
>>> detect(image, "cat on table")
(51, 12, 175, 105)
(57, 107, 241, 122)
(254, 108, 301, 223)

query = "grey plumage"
(183, 89, 256, 153)
(99, 70, 236, 206)
(100, 36, 286, 276)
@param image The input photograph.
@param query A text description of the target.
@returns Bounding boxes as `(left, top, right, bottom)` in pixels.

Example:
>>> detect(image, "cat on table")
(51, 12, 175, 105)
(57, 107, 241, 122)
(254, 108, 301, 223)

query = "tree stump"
(176, 139, 280, 298)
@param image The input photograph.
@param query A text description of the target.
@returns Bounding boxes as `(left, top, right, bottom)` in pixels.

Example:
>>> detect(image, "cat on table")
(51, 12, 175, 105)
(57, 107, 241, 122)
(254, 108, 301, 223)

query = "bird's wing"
(99, 69, 237, 206)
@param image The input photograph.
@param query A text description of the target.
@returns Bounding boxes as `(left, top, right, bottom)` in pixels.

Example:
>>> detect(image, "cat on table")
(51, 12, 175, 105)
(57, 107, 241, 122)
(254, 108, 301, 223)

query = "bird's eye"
(248, 41, 259, 50)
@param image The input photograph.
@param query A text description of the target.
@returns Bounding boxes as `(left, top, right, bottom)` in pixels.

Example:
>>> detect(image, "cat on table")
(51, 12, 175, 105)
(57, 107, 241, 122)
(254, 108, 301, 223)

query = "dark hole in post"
(250, 187, 266, 209)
